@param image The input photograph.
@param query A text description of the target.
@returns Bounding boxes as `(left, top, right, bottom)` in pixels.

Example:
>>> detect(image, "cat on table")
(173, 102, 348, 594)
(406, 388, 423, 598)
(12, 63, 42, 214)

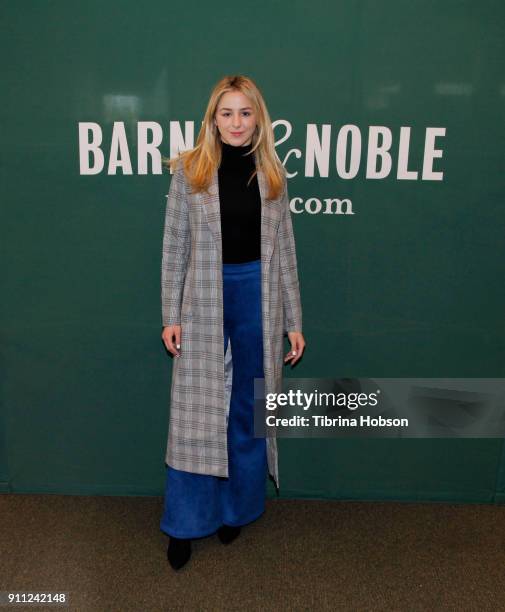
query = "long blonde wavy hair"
(162, 75, 286, 201)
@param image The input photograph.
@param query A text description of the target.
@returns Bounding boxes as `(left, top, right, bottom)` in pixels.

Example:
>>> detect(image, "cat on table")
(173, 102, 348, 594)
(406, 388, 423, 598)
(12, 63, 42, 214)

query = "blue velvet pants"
(160, 258, 267, 539)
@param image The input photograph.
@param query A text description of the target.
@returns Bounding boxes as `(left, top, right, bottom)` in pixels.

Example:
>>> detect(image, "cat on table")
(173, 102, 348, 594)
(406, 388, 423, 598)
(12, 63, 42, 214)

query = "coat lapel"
(200, 163, 281, 265)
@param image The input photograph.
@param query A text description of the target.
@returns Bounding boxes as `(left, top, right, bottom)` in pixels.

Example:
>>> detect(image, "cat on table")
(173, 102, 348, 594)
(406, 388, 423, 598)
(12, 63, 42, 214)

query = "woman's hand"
(162, 325, 182, 357)
(284, 331, 306, 366)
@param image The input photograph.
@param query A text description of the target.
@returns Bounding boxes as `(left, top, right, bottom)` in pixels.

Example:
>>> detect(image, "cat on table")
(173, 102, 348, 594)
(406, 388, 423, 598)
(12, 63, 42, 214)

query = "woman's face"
(214, 91, 257, 147)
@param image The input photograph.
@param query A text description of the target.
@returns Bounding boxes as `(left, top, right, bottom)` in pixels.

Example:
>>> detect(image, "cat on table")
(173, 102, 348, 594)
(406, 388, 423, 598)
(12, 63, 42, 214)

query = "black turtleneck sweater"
(218, 140, 261, 263)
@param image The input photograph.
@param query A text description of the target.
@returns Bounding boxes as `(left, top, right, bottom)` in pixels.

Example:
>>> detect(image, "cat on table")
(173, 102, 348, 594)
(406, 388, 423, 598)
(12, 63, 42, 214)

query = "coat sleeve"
(161, 163, 190, 327)
(278, 175, 303, 334)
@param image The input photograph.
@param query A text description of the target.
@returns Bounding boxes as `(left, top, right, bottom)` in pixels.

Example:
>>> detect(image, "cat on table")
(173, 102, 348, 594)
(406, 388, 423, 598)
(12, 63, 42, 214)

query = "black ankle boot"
(167, 536, 191, 570)
(217, 524, 241, 545)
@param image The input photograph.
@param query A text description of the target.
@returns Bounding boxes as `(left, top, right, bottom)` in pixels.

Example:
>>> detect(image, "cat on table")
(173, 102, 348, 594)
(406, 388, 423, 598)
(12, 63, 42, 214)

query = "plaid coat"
(161, 155, 302, 489)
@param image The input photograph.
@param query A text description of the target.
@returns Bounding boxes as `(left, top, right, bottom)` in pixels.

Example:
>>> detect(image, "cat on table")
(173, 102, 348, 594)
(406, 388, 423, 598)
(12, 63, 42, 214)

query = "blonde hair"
(162, 74, 286, 200)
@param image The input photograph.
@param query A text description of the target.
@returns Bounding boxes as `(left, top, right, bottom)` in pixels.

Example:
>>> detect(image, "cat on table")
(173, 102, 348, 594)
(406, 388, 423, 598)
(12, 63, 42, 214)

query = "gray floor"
(1, 494, 504, 611)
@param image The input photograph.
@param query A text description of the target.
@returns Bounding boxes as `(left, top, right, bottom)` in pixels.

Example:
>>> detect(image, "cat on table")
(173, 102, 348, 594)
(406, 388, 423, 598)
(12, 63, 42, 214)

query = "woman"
(160, 74, 305, 570)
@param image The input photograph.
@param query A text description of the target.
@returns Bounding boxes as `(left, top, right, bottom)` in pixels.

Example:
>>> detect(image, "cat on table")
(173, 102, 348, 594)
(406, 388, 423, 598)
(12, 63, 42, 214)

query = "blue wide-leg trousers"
(160, 258, 267, 539)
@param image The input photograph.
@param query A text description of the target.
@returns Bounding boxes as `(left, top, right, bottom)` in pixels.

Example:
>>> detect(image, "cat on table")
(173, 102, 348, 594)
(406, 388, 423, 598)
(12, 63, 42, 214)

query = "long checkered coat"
(161, 155, 302, 489)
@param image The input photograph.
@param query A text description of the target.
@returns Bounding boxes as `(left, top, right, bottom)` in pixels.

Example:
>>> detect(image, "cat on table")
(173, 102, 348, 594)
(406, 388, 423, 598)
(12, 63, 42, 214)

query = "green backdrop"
(2, 0, 505, 503)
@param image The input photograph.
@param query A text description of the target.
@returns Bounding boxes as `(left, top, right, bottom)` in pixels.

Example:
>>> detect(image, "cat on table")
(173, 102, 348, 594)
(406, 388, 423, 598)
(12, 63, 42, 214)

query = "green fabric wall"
(2, 0, 504, 502)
